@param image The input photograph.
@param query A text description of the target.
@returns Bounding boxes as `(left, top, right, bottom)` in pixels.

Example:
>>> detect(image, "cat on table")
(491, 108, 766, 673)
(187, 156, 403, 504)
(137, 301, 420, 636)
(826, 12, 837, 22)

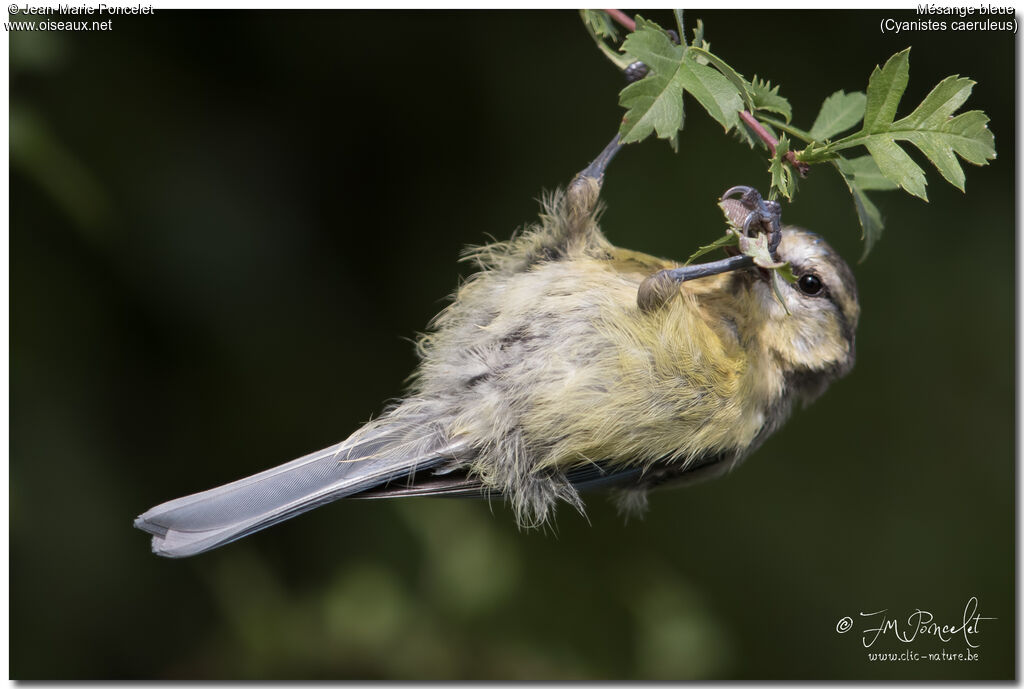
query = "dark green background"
(10, 9, 1014, 679)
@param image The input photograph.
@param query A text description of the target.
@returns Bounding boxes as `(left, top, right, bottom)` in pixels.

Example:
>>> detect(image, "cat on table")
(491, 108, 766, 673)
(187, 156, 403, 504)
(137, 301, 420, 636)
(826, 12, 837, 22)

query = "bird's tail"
(134, 416, 466, 558)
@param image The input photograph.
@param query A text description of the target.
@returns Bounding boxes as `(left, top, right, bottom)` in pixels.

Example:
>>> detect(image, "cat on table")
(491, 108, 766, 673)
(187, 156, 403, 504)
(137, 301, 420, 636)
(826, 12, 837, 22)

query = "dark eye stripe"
(831, 300, 855, 346)
(819, 284, 856, 345)
(791, 263, 855, 345)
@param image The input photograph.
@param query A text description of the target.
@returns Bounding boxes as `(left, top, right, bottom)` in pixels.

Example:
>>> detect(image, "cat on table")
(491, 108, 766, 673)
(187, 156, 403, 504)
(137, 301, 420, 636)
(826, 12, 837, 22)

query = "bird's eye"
(798, 274, 823, 295)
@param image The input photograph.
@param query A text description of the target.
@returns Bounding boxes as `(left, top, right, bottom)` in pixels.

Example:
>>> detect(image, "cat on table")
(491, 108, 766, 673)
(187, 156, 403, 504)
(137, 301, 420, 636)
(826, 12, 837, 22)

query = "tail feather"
(134, 422, 467, 558)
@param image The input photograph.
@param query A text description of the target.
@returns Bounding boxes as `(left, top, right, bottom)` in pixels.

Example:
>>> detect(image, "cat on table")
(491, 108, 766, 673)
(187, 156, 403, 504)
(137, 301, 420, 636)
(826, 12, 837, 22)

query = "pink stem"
(739, 110, 809, 176)
(603, 8, 636, 33)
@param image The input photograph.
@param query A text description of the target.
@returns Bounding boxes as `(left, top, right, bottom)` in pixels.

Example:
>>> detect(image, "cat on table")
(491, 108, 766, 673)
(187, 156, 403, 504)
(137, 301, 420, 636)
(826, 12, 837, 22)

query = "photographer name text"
(9, 4, 153, 14)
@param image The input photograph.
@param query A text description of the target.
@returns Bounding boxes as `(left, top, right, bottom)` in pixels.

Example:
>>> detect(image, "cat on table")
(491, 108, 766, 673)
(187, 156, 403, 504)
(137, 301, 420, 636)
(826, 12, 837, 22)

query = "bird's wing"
(354, 454, 732, 500)
(354, 462, 650, 500)
(133, 421, 470, 558)
(353, 462, 644, 500)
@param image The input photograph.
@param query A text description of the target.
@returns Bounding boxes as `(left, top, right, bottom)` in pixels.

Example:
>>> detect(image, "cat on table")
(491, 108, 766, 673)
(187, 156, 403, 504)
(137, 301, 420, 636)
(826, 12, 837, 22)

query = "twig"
(601, 11, 809, 180)
(739, 110, 810, 176)
(603, 9, 636, 33)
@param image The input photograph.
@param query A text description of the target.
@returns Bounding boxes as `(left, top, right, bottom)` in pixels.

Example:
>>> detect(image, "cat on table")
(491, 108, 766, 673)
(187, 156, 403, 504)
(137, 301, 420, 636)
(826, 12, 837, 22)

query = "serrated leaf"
(832, 48, 996, 200)
(809, 90, 866, 141)
(862, 48, 910, 133)
(579, 10, 634, 71)
(851, 186, 884, 260)
(864, 137, 927, 199)
(749, 76, 792, 123)
(795, 139, 837, 164)
(690, 18, 704, 48)
(678, 53, 743, 132)
(618, 76, 685, 146)
(768, 135, 794, 200)
(686, 46, 752, 110)
(895, 109, 995, 191)
(894, 74, 974, 130)
(688, 19, 711, 64)
(622, 16, 685, 75)
(834, 159, 886, 260)
(738, 232, 783, 269)
(617, 18, 687, 146)
(685, 232, 739, 264)
(617, 17, 743, 144)
(580, 9, 618, 41)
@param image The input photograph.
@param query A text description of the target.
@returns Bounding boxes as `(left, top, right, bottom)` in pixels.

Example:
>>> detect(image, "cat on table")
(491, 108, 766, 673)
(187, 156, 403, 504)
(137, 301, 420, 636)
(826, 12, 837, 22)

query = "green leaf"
(684, 232, 739, 264)
(618, 17, 743, 145)
(832, 48, 996, 200)
(618, 75, 685, 148)
(673, 8, 684, 39)
(622, 17, 685, 76)
(851, 185, 885, 260)
(686, 46, 753, 110)
(836, 155, 898, 190)
(795, 139, 836, 164)
(768, 135, 794, 200)
(732, 229, 794, 312)
(893, 74, 974, 130)
(770, 271, 792, 314)
(809, 90, 866, 141)
(579, 10, 634, 71)
(737, 230, 785, 270)
(678, 52, 743, 132)
(896, 108, 994, 191)
(687, 19, 711, 65)
(580, 9, 618, 41)
(861, 48, 910, 133)
(864, 137, 927, 198)
(689, 18, 705, 48)
(774, 262, 798, 284)
(834, 158, 887, 259)
(749, 77, 792, 123)
(618, 18, 687, 147)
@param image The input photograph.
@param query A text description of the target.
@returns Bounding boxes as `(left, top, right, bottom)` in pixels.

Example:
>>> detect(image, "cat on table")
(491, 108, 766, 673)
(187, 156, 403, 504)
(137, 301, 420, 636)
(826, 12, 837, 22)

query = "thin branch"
(739, 110, 810, 176)
(755, 114, 813, 144)
(603, 9, 636, 33)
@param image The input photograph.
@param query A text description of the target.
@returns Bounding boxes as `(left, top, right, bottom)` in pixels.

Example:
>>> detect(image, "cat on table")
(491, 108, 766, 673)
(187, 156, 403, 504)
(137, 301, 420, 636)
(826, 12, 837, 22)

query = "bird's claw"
(720, 185, 782, 260)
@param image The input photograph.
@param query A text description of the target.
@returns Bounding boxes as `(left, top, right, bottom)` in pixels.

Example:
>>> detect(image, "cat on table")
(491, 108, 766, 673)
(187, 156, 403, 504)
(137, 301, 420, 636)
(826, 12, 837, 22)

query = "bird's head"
(748, 228, 860, 399)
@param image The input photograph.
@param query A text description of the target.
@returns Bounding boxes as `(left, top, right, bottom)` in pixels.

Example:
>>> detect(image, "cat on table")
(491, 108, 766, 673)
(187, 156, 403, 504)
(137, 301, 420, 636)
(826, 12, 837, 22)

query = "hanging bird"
(134, 137, 859, 558)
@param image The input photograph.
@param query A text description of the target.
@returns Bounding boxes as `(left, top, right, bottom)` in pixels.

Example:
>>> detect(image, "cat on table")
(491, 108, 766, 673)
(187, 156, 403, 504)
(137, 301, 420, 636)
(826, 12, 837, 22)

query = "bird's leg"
(567, 133, 623, 229)
(638, 184, 785, 313)
(668, 255, 756, 282)
(638, 255, 755, 312)
(574, 133, 623, 185)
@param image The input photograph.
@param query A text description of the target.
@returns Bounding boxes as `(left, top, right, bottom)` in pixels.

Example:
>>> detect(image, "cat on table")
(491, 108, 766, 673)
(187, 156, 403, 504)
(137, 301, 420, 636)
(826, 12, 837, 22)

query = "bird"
(134, 137, 859, 558)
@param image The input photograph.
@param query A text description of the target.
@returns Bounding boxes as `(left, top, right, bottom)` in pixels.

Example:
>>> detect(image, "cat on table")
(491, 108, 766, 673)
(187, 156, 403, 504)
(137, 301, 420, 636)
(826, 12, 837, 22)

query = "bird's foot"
(720, 185, 782, 260)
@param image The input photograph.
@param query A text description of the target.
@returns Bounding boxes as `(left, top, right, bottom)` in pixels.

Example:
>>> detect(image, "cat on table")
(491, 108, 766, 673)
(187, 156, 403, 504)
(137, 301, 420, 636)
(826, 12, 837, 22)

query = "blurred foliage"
(9, 10, 1014, 679)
